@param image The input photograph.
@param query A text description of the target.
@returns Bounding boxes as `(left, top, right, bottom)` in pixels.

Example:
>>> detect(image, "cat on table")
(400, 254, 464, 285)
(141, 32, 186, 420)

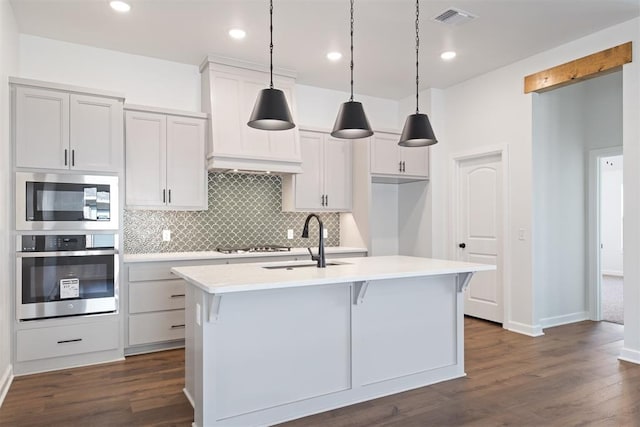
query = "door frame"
(588, 146, 623, 321)
(450, 144, 510, 325)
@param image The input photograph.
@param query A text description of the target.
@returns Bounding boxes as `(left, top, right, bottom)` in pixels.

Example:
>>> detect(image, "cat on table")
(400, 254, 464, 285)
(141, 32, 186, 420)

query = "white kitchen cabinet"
(16, 318, 119, 362)
(125, 105, 207, 210)
(200, 58, 303, 174)
(282, 129, 352, 212)
(13, 83, 123, 172)
(70, 94, 123, 172)
(370, 131, 429, 180)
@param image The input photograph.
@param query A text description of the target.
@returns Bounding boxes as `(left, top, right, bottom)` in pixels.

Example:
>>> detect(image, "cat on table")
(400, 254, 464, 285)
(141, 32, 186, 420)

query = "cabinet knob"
(459, 243, 466, 249)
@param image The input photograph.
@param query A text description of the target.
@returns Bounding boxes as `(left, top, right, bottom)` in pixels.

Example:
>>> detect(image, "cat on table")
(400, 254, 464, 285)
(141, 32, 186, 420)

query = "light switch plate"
(162, 229, 171, 241)
(287, 229, 294, 239)
(323, 228, 328, 239)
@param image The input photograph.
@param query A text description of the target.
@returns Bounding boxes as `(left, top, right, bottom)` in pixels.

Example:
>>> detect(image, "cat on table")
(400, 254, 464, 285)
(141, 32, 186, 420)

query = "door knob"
(459, 243, 466, 249)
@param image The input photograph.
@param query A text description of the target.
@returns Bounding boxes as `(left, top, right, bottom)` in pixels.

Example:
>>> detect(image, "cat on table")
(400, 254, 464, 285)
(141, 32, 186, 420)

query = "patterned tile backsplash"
(123, 173, 340, 253)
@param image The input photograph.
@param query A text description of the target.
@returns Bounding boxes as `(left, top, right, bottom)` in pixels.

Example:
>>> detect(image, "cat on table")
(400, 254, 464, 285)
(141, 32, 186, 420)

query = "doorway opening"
(598, 154, 624, 324)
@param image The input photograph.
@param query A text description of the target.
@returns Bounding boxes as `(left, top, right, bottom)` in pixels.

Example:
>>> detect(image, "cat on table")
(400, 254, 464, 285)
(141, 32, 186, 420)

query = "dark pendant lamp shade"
(398, 113, 437, 147)
(331, 0, 373, 140)
(331, 101, 373, 139)
(399, 0, 438, 148)
(247, 0, 295, 131)
(247, 88, 295, 131)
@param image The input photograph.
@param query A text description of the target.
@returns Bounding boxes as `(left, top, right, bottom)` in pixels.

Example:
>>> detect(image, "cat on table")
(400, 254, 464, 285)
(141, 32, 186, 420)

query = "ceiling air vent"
(433, 8, 476, 26)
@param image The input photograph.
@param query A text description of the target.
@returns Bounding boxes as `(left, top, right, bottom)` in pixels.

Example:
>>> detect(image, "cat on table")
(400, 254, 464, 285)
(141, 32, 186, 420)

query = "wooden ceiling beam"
(524, 42, 632, 94)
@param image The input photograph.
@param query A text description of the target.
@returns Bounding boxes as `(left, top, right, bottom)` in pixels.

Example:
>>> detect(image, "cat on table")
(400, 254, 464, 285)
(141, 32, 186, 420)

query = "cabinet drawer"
(129, 280, 185, 313)
(16, 319, 119, 362)
(129, 310, 185, 346)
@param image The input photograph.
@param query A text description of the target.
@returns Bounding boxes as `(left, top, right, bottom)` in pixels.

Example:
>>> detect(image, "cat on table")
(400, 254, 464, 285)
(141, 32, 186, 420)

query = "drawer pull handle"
(170, 294, 185, 298)
(171, 324, 185, 329)
(57, 338, 82, 344)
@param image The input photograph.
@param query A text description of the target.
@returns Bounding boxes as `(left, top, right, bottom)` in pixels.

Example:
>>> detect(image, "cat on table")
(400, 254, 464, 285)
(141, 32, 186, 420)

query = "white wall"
(0, 0, 18, 405)
(601, 156, 623, 276)
(532, 72, 622, 328)
(19, 35, 201, 111)
(437, 18, 639, 338)
(295, 84, 399, 131)
(370, 183, 399, 255)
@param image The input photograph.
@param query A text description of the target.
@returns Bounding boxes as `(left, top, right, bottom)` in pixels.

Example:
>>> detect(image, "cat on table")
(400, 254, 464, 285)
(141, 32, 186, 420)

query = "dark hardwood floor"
(1, 317, 638, 426)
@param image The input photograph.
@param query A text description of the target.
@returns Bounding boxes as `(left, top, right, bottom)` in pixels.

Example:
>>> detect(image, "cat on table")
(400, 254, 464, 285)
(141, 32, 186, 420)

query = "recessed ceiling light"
(441, 51, 457, 61)
(229, 29, 246, 40)
(109, 1, 131, 13)
(327, 52, 342, 61)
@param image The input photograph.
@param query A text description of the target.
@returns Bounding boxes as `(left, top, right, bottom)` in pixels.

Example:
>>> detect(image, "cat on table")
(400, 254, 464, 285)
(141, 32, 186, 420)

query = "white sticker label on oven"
(60, 278, 80, 299)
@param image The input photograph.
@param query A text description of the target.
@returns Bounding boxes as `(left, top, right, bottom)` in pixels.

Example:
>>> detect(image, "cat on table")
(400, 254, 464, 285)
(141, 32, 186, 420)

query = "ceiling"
(9, 0, 639, 100)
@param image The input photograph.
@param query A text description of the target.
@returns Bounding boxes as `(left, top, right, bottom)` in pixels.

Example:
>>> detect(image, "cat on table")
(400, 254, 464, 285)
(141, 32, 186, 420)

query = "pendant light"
(248, 0, 295, 131)
(398, 0, 437, 147)
(331, 0, 373, 139)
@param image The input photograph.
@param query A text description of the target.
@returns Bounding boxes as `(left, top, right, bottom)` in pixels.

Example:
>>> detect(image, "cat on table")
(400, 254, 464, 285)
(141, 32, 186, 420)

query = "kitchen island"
(171, 256, 495, 427)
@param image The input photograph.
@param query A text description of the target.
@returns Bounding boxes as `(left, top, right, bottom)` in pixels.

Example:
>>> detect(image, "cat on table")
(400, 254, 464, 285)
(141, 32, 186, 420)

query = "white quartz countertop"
(170, 255, 495, 294)
(123, 246, 367, 263)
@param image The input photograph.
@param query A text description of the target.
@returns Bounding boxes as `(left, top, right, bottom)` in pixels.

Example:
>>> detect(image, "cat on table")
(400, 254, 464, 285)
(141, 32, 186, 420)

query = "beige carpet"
(602, 275, 623, 325)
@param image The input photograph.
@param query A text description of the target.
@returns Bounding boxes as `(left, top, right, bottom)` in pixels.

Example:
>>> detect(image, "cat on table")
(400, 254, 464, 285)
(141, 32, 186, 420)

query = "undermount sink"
(262, 261, 350, 270)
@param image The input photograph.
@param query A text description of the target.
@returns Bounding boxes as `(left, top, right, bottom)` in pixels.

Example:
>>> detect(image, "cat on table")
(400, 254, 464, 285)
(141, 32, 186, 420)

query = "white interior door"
(456, 153, 503, 323)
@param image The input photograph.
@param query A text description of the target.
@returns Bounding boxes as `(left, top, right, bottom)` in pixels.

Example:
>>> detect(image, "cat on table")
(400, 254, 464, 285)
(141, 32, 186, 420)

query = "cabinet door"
(125, 111, 167, 208)
(401, 146, 429, 178)
(242, 79, 274, 158)
(323, 136, 352, 211)
(294, 131, 324, 210)
(210, 72, 243, 156)
(267, 82, 300, 162)
(70, 94, 123, 172)
(370, 133, 401, 175)
(15, 86, 69, 170)
(166, 116, 207, 210)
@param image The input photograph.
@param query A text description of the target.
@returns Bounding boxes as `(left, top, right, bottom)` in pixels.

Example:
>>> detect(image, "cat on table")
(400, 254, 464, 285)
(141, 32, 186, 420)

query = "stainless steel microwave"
(16, 172, 119, 230)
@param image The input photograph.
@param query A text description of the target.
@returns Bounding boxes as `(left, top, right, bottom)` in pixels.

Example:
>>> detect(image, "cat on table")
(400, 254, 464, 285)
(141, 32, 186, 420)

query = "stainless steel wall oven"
(16, 234, 119, 320)
(16, 172, 119, 230)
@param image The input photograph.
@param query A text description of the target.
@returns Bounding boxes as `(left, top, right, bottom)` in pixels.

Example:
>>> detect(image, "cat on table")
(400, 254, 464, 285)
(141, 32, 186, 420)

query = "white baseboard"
(504, 321, 544, 337)
(0, 364, 13, 408)
(602, 270, 623, 277)
(619, 348, 640, 365)
(540, 311, 590, 329)
(183, 387, 195, 408)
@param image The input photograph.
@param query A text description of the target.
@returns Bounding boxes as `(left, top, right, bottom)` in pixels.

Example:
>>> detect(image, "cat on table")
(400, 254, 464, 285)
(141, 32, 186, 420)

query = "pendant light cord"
(269, 0, 274, 89)
(415, 0, 420, 114)
(350, 0, 354, 102)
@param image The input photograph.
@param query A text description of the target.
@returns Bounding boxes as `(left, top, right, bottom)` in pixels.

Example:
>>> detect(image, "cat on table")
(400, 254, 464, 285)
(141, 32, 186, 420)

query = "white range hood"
(200, 56, 303, 174)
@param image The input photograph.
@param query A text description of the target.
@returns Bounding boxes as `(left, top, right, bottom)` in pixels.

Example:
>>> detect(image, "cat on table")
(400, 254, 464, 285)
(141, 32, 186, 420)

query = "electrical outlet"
(323, 228, 328, 239)
(518, 228, 525, 241)
(287, 229, 294, 239)
(162, 229, 171, 241)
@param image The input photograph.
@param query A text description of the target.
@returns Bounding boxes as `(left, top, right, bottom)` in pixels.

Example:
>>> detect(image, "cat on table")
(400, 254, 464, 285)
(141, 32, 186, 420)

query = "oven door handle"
(17, 249, 118, 258)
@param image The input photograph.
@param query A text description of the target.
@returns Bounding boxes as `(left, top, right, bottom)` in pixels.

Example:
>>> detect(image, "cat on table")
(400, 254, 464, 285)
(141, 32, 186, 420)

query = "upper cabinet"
(282, 129, 352, 212)
(12, 80, 124, 173)
(125, 105, 208, 211)
(370, 131, 429, 182)
(200, 57, 302, 174)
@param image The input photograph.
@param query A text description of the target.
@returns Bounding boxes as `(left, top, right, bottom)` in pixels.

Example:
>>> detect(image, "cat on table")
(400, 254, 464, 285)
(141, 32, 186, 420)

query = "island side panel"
(356, 276, 458, 386)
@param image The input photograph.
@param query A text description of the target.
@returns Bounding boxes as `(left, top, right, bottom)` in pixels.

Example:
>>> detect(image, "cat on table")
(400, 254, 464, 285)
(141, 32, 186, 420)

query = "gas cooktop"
(215, 245, 291, 254)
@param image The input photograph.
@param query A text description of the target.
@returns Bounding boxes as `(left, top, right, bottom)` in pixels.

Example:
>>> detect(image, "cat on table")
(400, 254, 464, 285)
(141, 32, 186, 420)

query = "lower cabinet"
(124, 250, 367, 354)
(13, 315, 122, 375)
(129, 310, 186, 346)
(17, 319, 119, 362)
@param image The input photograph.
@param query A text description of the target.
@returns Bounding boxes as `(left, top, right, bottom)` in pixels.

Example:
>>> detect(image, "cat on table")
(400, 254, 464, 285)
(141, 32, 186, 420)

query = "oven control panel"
(19, 234, 115, 252)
